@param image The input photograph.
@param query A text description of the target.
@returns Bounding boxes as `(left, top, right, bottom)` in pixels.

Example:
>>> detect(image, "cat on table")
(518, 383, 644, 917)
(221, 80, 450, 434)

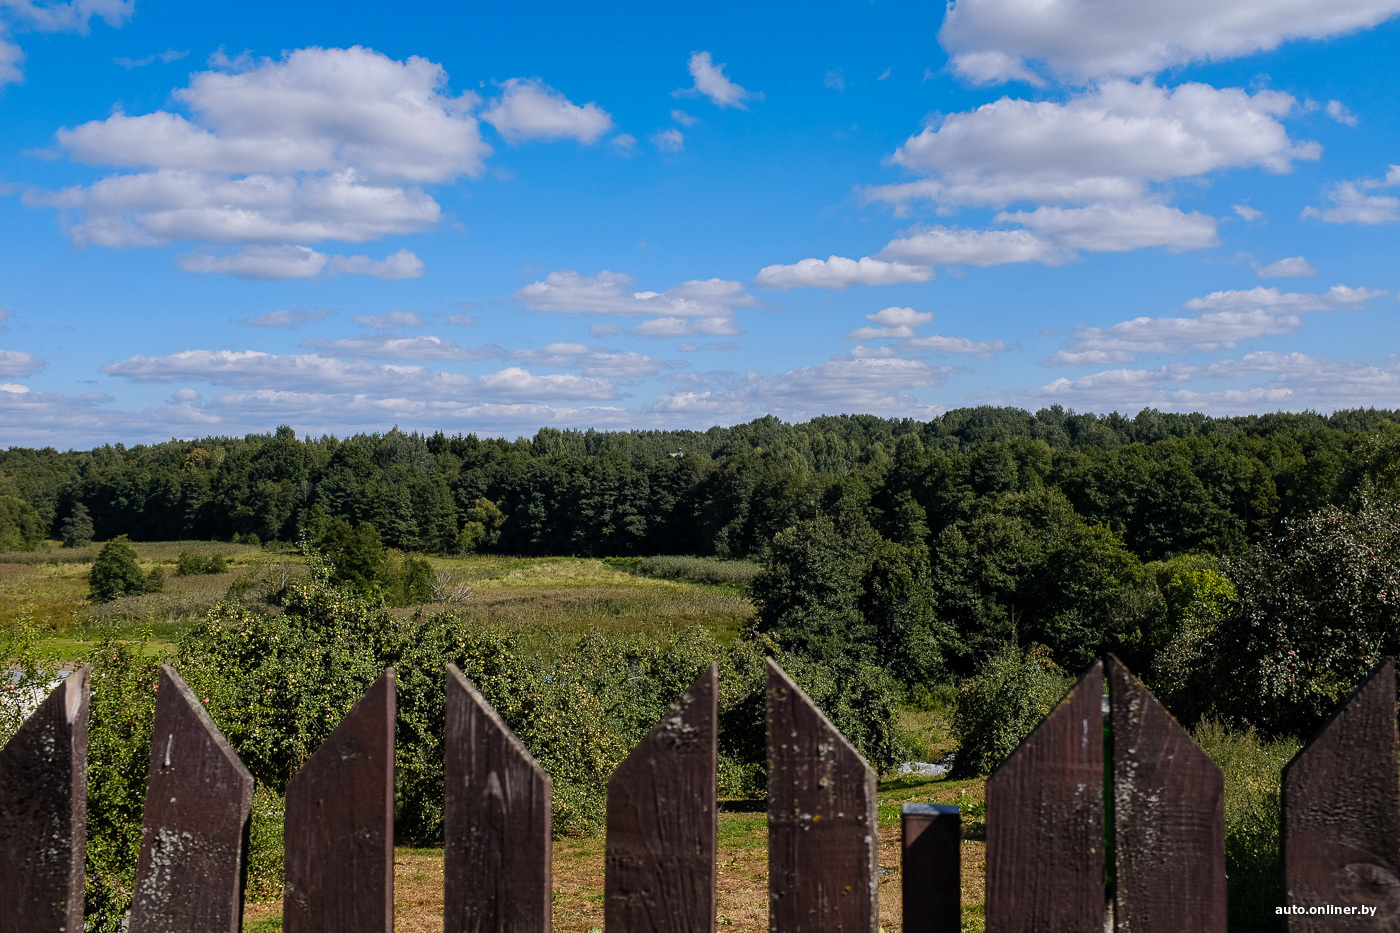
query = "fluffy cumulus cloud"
(754, 255, 932, 289)
(31, 46, 611, 271)
(1258, 256, 1317, 278)
(1303, 166, 1400, 224)
(0, 349, 44, 377)
(677, 51, 759, 109)
(178, 246, 424, 280)
(998, 203, 1219, 252)
(938, 0, 1400, 84)
(517, 270, 756, 335)
(1, 0, 133, 86)
(878, 226, 1059, 266)
(876, 81, 1316, 211)
(481, 78, 612, 144)
(1047, 284, 1384, 364)
(843, 305, 1006, 357)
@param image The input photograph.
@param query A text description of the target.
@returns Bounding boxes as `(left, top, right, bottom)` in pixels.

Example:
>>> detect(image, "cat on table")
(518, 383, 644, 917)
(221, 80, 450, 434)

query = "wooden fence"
(1, 654, 1397, 932)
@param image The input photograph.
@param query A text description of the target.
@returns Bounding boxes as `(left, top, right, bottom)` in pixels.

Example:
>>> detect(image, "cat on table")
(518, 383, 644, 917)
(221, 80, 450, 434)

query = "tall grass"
(1193, 719, 1301, 932)
(634, 555, 761, 588)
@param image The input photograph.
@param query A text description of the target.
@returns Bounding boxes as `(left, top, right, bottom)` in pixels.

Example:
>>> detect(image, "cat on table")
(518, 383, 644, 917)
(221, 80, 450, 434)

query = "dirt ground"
(242, 782, 988, 933)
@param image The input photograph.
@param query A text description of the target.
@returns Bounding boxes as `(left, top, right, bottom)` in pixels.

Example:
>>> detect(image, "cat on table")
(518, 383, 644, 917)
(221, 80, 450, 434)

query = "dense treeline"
(4, 407, 1400, 561)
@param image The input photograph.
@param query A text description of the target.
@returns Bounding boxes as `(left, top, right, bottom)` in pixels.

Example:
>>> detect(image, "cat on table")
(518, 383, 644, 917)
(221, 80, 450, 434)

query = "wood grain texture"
(283, 669, 395, 933)
(901, 803, 961, 933)
(766, 658, 878, 933)
(985, 660, 1105, 933)
(605, 663, 718, 933)
(1282, 658, 1400, 931)
(0, 666, 89, 933)
(129, 665, 254, 933)
(1106, 655, 1225, 933)
(444, 663, 552, 933)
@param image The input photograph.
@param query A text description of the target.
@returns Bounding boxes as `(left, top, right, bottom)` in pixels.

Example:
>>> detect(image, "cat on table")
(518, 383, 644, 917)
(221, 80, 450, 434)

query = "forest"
(4, 404, 1400, 930)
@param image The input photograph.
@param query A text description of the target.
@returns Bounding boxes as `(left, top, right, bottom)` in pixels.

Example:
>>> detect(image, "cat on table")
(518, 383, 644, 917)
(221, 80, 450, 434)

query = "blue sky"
(2, 0, 1400, 446)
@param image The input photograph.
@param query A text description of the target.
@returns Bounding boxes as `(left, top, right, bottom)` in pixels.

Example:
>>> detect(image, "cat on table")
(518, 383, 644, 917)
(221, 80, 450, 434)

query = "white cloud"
(243, 308, 335, 328)
(517, 270, 755, 319)
(1258, 256, 1316, 278)
(670, 109, 697, 126)
(845, 306, 934, 339)
(905, 335, 1007, 357)
(878, 226, 1059, 266)
(35, 47, 497, 252)
(1030, 351, 1400, 414)
(1304, 169, 1400, 223)
(1233, 204, 1264, 221)
(354, 310, 425, 330)
(58, 47, 489, 181)
(0, 0, 133, 86)
(481, 78, 612, 144)
(177, 245, 424, 280)
(678, 51, 758, 109)
(447, 313, 477, 326)
(99, 349, 617, 401)
(824, 68, 845, 91)
(653, 356, 950, 420)
(1047, 284, 1383, 363)
(997, 203, 1219, 252)
(754, 255, 932, 289)
(651, 128, 684, 152)
(510, 344, 666, 379)
(878, 81, 1316, 211)
(1325, 99, 1359, 126)
(114, 48, 187, 68)
(631, 316, 741, 337)
(938, 0, 1400, 84)
(34, 169, 442, 248)
(0, 349, 43, 377)
(305, 334, 505, 361)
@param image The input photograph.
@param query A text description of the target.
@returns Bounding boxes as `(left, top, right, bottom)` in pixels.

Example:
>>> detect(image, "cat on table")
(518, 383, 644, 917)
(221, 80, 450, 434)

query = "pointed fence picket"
(2, 655, 1398, 932)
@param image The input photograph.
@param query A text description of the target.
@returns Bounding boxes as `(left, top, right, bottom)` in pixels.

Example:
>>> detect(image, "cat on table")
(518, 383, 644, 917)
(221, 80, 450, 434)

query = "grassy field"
(0, 542, 758, 661)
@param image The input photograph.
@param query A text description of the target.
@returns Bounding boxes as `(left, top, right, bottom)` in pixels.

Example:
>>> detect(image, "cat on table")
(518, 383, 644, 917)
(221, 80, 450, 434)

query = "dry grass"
(238, 776, 988, 933)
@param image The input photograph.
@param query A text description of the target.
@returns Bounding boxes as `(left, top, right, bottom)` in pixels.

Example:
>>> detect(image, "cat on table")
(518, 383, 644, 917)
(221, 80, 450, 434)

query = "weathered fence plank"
(901, 803, 960, 933)
(985, 660, 1104, 933)
(0, 666, 90, 933)
(1281, 658, 1400, 931)
(766, 658, 878, 933)
(283, 669, 395, 933)
(604, 662, 718, 933)
(128, 665, 254, 933)
(443, 663, 552, 933)
(1106, 655, 1225, 933)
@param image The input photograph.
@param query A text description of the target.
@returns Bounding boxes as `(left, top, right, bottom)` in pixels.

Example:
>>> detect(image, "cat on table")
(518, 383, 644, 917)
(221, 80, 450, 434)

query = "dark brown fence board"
(766, 658, 878, 933)
(1281, 658, 1400, 931)
(128, 665, 254, 933)
(901, 803, 960, 933)
(604, 663, 718, 933)
(283, 669, 395, 933)
(985, 660, 1105, 933)
(1106, 655, 1225, 933)
(443, 663, 552, 933)
(0, 666, 89, 933)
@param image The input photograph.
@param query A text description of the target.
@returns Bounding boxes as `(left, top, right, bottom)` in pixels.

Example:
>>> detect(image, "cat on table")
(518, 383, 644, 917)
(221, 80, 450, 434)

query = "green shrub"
(60, 502, 94, 548)
(0, 493, 44, 551)
(951, 644, 1073, 777)
(89, 536, 158, 603)
(177, 551, 229, 575)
